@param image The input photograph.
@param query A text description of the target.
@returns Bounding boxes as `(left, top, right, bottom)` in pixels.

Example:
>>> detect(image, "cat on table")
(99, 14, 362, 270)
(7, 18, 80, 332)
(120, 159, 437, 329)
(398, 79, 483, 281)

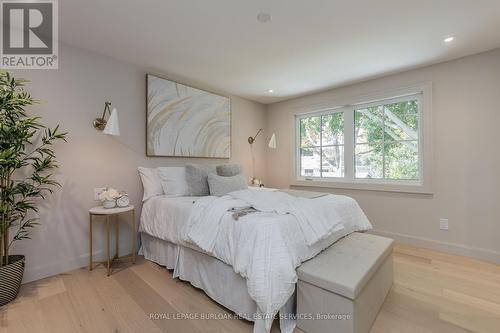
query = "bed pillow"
(216, 164, 243, 177)
(137, 167, 164, 201)
(185, 164, 216, 196)
(157, 167, 189, 197)
(208, 173, 248, 197)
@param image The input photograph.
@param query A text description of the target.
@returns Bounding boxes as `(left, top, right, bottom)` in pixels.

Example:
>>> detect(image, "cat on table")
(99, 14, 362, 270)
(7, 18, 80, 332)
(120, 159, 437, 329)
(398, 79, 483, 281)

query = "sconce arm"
(248, 128, 263, 144)
(100, 102, 112, 119)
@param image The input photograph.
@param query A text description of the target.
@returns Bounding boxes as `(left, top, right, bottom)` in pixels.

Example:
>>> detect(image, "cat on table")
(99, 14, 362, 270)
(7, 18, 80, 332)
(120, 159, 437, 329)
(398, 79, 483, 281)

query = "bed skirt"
(139, 232, 297, 333)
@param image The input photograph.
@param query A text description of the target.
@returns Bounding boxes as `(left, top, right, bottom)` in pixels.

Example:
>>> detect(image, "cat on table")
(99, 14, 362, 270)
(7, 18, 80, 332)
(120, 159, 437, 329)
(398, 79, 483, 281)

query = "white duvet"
(182, 189, 372, 333)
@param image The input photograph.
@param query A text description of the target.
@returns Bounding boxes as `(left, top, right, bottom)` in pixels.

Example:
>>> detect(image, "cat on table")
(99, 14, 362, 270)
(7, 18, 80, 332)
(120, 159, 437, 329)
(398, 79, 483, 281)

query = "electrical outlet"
(439, 218, 449, 231)
(94, 187, 106, 201)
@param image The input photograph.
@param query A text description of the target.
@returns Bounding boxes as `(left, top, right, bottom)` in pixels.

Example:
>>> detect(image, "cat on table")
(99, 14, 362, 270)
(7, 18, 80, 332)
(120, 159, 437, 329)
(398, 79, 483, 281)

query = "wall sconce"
(248, 129, 276, 187)
(268, 133, 276, 149)
(248, 128, 276, 149)
(248, 128, 263, 144)
(93, 102, 120, 136)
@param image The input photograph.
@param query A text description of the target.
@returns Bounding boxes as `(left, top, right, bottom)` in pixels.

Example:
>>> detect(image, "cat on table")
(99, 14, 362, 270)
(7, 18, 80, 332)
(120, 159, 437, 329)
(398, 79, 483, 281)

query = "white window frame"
(292, 83, 433, 194)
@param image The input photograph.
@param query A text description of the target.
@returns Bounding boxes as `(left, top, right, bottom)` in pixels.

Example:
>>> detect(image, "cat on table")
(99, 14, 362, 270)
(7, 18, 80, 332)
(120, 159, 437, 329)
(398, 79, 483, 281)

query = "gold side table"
(89, 205, 136, 276)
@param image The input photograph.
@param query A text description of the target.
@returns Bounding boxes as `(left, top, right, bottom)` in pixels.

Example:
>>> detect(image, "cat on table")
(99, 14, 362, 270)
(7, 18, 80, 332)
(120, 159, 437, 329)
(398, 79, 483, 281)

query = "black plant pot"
(0, 255, 25, 306)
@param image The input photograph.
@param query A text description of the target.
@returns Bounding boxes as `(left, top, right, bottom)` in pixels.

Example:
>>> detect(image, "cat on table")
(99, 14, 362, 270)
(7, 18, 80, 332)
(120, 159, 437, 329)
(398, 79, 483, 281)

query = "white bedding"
(139, 189, 372, 333)
(140, 195, 198, 245)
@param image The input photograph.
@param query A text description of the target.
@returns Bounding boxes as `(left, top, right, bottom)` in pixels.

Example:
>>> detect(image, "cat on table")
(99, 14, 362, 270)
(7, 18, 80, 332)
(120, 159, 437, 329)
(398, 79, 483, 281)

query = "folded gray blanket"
(230, 207, 258, 220)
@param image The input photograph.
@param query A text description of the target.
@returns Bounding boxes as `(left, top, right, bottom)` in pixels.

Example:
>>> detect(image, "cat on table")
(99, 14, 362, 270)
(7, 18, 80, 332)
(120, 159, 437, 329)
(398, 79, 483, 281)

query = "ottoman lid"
(297, 232, 393, 299)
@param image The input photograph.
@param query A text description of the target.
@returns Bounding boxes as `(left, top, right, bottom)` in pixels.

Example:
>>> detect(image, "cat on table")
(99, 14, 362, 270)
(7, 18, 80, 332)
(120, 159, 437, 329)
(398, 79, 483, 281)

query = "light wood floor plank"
(88, 265, 163, 333)
(113, 263, 203, 333)
(39, 293, 85, 333)
(130, 260, 255, 333)
(60, 268, 123, 332)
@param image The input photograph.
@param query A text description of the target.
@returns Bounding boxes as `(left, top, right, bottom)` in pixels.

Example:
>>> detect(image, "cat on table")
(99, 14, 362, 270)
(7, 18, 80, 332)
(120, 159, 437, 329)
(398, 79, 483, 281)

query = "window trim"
(292, 83, 433, 194)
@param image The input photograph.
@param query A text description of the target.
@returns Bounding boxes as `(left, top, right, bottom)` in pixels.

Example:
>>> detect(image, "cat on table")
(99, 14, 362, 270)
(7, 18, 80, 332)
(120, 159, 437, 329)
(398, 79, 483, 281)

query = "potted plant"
(0, 71, 67, 306)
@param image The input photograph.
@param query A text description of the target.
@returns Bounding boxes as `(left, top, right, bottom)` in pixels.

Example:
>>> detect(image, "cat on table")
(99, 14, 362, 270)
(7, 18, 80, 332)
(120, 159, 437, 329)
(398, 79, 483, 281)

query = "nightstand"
(88, 205, 136, 276)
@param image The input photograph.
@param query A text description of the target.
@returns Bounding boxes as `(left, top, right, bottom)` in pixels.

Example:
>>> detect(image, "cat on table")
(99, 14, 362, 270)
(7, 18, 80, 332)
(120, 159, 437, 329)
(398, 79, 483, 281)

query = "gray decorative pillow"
(216, 164, 243, 177)
(185, 164, 216, 196)
(208, 173, 248, 196)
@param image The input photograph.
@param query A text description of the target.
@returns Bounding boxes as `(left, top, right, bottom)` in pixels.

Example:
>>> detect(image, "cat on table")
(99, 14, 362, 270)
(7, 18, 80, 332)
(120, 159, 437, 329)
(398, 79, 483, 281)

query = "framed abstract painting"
(146, 74, 231, 158)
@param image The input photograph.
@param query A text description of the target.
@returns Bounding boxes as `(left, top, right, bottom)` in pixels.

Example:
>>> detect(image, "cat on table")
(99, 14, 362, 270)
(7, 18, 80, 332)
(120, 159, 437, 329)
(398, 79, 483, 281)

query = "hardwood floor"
(1, 243, 500, 333)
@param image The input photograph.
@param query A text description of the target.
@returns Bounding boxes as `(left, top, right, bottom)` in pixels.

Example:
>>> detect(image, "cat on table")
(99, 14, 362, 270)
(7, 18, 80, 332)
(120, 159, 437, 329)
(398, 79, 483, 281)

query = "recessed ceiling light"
(257, 12, 271, 23)
(267, 89, 274, 93)
(444, 36, 455, 43)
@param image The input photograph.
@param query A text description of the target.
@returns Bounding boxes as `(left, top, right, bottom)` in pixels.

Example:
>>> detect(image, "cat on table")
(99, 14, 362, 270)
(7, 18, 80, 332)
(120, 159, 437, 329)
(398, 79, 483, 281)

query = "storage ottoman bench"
(297, 232, 394, 333)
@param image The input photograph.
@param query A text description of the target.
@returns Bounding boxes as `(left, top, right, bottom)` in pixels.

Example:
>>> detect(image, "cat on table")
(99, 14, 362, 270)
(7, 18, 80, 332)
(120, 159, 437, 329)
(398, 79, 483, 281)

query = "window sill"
(291, 179, 433, 194)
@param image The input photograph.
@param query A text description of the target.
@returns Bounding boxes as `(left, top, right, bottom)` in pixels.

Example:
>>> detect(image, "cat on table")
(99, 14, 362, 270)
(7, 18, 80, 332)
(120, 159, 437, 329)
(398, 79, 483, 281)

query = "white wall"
(10, 43, 500, 282)
(266, 48, 500, 263)
(10, 44, 268, 282)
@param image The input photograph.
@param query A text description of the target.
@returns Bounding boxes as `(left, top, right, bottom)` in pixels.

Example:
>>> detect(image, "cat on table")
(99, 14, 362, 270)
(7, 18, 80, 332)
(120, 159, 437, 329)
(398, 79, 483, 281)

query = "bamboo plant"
(0, 71, 67, 266)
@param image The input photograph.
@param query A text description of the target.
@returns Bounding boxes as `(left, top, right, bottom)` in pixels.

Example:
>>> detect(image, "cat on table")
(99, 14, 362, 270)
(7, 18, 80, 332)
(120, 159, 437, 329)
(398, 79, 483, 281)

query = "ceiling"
(60, 0, 500, 104)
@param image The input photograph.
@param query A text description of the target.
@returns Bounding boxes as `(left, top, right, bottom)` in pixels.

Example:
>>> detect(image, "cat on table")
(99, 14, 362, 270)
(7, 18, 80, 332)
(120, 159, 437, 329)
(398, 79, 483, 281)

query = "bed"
(138, 190, 372, 333)
(139, 196, 267, 320)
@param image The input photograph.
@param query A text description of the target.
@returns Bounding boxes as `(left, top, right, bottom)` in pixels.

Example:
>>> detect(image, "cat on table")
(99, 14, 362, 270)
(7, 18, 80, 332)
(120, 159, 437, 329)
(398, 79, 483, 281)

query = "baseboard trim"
(22, 250, 104, 283)
(23, 231, 500, 283)
(371, 229, 500, 264)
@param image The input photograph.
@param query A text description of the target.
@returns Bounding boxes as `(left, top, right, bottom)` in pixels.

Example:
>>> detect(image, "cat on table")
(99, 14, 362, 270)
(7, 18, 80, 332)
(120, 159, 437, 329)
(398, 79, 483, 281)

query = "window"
(299, 112, 344, 178)
(295, 86, 431, 193)
(354, 99, 419, 181)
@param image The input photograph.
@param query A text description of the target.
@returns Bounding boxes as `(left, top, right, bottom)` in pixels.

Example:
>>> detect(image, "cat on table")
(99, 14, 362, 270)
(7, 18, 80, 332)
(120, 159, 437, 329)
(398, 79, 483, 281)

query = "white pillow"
(138, 167, 164, 201)
(157, 167, 189, 197)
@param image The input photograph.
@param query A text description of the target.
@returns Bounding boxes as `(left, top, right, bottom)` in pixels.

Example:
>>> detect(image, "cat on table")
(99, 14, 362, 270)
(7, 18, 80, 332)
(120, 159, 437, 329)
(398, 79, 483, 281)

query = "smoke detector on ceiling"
(257, 12, 271, 23)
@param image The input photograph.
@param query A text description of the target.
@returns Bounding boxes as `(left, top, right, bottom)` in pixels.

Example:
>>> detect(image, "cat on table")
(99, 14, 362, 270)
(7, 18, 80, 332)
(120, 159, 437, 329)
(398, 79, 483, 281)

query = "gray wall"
(10, 44, 268, 282)
(266, 48, 500, 263)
